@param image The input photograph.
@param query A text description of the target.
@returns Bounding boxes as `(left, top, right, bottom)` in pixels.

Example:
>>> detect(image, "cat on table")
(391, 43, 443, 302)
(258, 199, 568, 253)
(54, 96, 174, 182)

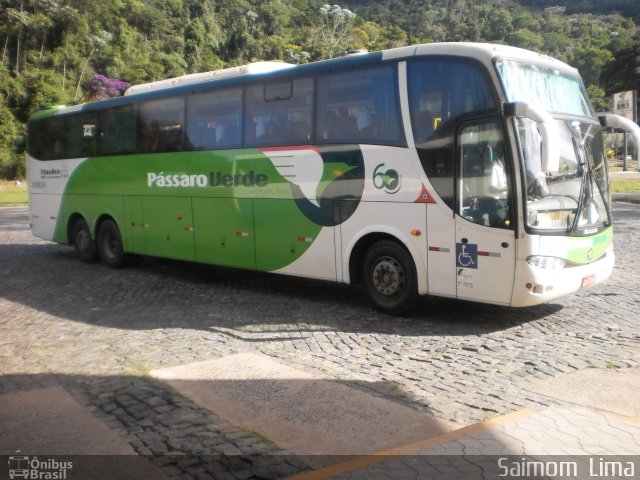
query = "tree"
(317, 4, 357, 58)
(602, 38, 640, 93)
(0, 94, 23, 179)
(586, 84, 608, 112)
(84, 73, 129, 101)
(508, 28, 544, 51)
(3, 0, 31, 74)
(573, 46, 614, 88)
(74, 30, 112, 101)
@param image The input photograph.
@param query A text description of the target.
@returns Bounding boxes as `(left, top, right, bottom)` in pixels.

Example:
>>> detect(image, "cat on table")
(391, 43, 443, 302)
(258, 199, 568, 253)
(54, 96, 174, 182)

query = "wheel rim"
(105, 232, 118, 258)
(371, 256, 405, 297)
(76, 228, 91, 252)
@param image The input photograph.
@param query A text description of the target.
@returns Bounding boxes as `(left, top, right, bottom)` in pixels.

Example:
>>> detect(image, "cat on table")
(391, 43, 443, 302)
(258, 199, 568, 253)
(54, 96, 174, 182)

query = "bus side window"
(138, 97, 185, 153)
(186, 88, 242, 150)
(98, 105, 136, 156)
(40, 118, 66, 160)
(66, 113, 97, 158)
(245, 78, 313, 147)
(315, 65, 403, 146)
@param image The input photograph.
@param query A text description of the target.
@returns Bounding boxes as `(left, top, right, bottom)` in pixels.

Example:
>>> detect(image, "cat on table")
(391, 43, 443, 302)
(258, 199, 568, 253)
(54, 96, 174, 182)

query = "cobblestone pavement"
(1, 203, 639, 479)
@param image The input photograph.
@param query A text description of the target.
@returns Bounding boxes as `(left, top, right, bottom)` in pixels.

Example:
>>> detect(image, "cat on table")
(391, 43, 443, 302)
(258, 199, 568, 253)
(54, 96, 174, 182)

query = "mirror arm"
(599, 113, 640, 161)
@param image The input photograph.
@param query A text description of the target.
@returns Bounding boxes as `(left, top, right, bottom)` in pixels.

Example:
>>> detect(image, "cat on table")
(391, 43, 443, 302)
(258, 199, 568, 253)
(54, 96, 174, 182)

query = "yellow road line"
(287, 408, 535, 480)
(596, 409, 640, 427)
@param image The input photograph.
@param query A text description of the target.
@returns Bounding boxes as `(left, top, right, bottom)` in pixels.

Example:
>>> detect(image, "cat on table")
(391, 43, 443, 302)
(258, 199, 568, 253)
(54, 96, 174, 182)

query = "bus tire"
(97, 219, 126, 268)
(362, 240, 418, 315)
(72, 218, 99, 263)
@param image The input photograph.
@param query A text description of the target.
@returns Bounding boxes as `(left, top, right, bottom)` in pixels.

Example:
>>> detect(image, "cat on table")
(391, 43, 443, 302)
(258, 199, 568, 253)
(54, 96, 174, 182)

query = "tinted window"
(409, 59, 498, 208)
(28, 118, 62, 160)
(316, 65, 403, 146)
(245, 78, 313, 147)
(98, 105, 137, 156)
(138, 97, 185, 153)
(186, 88, 242, 150)
(409, 59, 496, 142)
(66, 113, 97, 158)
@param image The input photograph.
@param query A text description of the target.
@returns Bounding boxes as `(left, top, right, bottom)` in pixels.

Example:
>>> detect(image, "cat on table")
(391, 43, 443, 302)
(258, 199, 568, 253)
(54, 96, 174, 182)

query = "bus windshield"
(497, 60, 611, 234)
(497, 60, 593, 117)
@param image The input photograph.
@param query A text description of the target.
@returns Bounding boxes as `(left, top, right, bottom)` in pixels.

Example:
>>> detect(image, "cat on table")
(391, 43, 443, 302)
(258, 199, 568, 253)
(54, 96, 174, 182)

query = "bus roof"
(407, 42, 576, 73)
(123, 61, 296, 96)
(29, 42, 578, 120)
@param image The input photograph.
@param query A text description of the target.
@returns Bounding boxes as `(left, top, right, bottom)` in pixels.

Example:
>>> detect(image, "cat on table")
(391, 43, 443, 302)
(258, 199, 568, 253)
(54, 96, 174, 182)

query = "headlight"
(527, 255, 567, 269)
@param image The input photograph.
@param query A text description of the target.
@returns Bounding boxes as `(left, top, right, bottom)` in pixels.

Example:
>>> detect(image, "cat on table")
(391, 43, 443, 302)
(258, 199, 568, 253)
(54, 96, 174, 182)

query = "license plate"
(581, 275, 596, 288)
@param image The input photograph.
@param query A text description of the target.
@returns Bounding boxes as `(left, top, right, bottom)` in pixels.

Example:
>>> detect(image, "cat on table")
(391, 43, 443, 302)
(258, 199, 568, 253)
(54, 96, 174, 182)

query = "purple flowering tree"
(84, 74, 130, 101)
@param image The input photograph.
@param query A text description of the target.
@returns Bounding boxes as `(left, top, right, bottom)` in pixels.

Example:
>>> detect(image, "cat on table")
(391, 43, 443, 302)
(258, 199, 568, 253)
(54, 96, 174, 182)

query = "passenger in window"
(143, 120, 160, 153)
(357, 112, 374, 138)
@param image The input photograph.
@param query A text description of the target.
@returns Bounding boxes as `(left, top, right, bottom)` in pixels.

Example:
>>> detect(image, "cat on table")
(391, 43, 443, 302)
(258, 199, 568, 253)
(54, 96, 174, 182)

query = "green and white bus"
(28, 42, 635, 314)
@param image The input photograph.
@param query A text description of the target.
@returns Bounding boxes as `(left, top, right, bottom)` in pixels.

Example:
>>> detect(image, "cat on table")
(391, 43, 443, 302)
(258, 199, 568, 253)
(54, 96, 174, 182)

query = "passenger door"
(454, 120, 515, 304)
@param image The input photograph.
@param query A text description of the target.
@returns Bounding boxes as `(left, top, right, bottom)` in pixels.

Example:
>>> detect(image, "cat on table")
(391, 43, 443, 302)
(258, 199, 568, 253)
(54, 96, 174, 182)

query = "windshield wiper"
(569, 123, 591, 233)
(568, 122, 611, 232)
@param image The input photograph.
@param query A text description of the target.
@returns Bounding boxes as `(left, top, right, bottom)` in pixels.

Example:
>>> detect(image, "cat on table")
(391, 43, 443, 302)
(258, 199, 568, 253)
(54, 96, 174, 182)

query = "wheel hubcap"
(76, 230, 90, 251)
(372, 256, 404, 297)
(106, 234, 117, 257)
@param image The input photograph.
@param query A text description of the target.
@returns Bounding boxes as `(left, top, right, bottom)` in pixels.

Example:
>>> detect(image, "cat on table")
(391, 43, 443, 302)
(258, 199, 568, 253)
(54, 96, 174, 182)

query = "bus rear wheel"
(72, 218, 98, 263)
(97, 219, 126, 268)
(362, 241, 418, 315)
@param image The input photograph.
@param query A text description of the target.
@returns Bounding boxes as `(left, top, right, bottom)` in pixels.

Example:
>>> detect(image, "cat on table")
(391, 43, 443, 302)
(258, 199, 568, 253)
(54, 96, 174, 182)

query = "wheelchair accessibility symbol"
(456, 242, 478, 269)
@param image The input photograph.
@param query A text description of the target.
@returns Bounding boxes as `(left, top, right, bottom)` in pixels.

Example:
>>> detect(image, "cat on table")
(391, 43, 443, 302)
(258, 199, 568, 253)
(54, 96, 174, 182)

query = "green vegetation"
(611, 177, 640, 193)
(0, 180, 27, 205)
(1, 0, 639, 180)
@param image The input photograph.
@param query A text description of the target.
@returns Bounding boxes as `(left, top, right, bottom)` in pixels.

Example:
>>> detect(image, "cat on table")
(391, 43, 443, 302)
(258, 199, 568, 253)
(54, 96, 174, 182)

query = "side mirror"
(504, 102, 560, 173)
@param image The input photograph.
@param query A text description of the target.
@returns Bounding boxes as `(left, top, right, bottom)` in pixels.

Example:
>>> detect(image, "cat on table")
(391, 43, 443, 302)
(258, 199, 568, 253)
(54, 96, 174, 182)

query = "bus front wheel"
(97, 219, 126, 268)
(362, 241, 418, 315)
(72, 218, 99, 263)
